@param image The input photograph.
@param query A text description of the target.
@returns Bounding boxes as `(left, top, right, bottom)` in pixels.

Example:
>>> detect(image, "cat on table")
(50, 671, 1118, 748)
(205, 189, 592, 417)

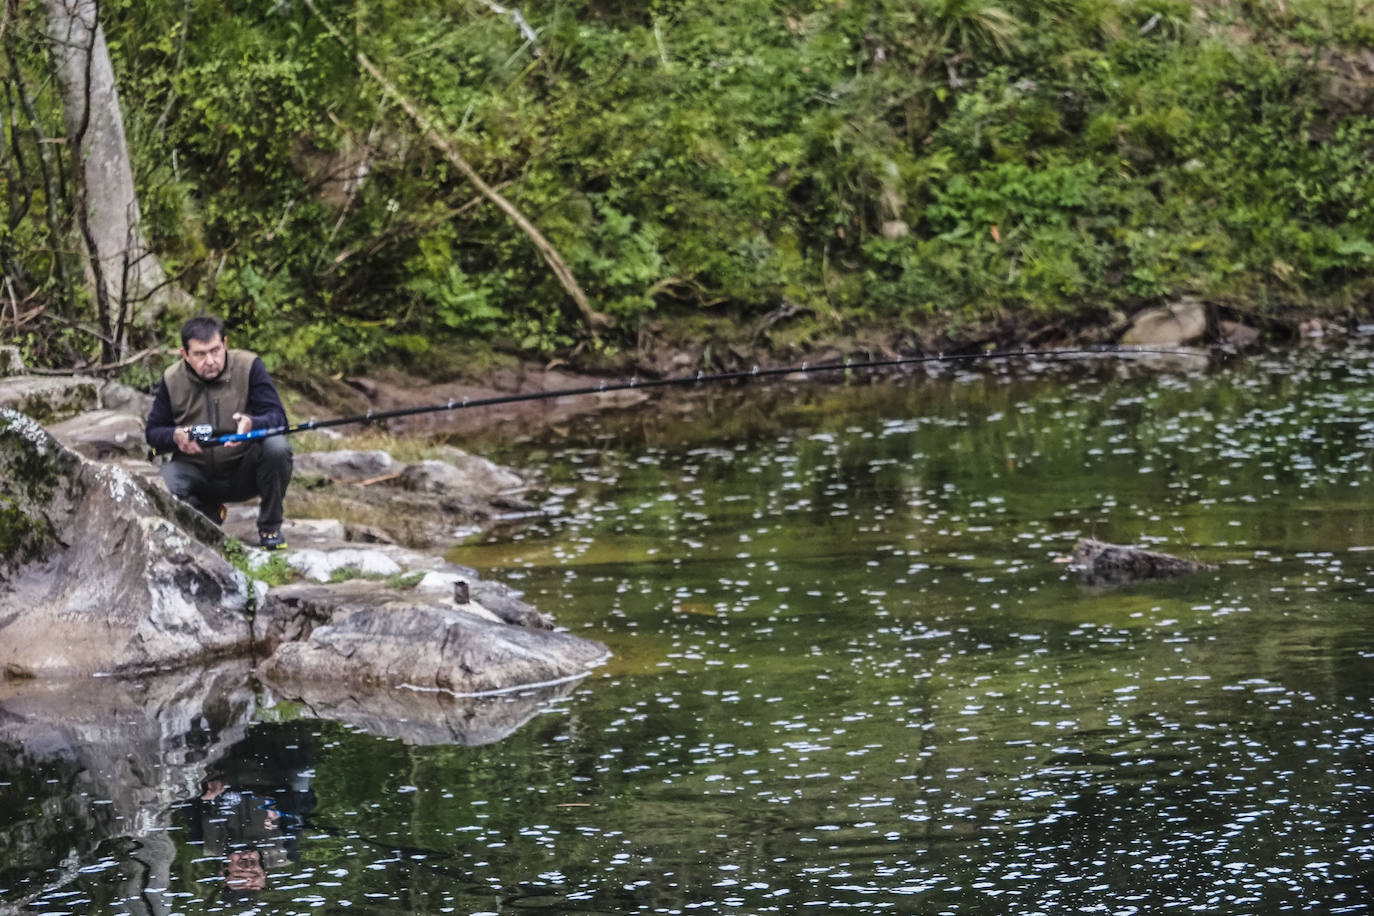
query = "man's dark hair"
(181, 315, 226, 349)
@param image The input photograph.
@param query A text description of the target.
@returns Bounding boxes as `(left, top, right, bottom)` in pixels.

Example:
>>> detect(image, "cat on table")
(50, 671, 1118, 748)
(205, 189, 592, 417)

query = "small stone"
(98, 379, 153, 416)
(344, 522, 396, 545)
(285, 546, 402, 582)
(1120, 297, 1208, 347)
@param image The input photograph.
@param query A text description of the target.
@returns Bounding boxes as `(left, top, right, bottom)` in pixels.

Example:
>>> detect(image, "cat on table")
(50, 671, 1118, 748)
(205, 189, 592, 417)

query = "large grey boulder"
(3, 403, 605, 705)
(0, 375, 99, 424)
(257, 591, 607, 696)
(0, 408, 252, 677)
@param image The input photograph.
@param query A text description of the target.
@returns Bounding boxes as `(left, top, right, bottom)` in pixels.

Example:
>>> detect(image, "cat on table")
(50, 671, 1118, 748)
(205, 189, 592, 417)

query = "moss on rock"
(0, 346, 23, 378)
(0, 409, 69, 573)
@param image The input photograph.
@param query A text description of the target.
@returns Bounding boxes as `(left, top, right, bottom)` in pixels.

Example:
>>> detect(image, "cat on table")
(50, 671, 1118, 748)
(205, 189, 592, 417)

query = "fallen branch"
(24, 344, 171, 376)
(303, 0, 613, 332)
(353, 471, 405, 487)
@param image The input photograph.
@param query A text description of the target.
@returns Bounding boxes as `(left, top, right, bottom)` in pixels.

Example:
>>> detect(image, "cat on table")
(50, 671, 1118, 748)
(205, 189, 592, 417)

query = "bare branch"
(474, 0, 541, 57)
(25, 343, 170, 375)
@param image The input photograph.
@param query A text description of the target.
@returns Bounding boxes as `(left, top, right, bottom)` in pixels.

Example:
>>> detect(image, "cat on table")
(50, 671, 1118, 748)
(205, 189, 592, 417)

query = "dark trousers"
(159, 436, 293, 531)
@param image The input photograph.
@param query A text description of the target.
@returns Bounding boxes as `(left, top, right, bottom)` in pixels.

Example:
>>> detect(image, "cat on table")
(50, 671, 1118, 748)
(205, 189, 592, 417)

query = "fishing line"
(192, 345, 1207, 447)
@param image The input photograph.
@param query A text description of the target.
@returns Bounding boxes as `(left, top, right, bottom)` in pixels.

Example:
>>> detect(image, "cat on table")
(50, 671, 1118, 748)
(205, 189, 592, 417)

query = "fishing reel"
(188, 424, 218, 444)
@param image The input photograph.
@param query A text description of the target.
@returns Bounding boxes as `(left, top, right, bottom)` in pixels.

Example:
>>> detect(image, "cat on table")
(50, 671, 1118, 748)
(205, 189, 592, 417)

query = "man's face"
(224, 849, 267, 891)
(182, 333, 226, 380)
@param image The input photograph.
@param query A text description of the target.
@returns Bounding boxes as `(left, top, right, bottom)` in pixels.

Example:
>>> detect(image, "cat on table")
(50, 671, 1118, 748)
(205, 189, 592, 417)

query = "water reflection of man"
(190, 775, 305, 870)
(223, 847, 268, 894)
(182, 723, 319, 902)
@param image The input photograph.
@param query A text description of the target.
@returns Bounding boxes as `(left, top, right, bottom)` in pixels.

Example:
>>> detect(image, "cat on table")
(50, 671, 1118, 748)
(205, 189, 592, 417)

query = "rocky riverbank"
(0, 299, 1299, 685)
(0, 345, 607, 703)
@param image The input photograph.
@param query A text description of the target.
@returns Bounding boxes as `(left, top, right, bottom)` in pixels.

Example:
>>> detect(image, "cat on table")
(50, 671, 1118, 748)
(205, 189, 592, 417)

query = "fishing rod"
(190, 344, 1204, 447)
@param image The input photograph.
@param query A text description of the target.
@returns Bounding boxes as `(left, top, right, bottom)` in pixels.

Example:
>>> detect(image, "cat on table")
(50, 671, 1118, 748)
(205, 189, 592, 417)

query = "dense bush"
(3, 0, 1373, 372)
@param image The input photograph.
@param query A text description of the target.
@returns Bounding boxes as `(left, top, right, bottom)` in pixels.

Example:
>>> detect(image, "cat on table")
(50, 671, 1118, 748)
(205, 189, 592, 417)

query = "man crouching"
(145, 315, 293, 550)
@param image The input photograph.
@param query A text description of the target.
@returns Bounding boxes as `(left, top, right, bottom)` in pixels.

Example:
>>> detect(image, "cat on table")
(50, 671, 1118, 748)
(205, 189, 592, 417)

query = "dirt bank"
(275, 302, 1347, 445)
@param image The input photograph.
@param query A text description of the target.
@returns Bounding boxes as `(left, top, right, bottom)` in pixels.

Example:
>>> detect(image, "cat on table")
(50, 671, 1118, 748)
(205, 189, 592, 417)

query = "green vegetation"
(222, 537, 424, 588)
(0, 412, 63, 569)
(0, 502, 48, 569)
(223, 537, 296, 586)
(387, 570, 427, 589)
(4, 0, 1374, 374)
(327, 565, 427, 588)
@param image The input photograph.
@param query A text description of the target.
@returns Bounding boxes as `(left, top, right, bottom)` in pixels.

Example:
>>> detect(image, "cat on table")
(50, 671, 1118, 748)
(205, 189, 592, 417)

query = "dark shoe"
(258, 529, 286, 551)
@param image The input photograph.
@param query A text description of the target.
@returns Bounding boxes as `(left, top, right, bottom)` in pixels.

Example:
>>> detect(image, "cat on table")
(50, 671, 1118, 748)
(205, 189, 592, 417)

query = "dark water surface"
(3, 345, 1372, 914)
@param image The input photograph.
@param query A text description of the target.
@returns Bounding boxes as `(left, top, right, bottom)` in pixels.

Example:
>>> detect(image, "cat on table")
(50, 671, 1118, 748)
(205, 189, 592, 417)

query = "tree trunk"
(42, 0, 183, 360)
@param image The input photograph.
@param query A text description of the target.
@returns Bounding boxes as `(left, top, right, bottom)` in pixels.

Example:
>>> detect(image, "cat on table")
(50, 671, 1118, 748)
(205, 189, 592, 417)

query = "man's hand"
(227, 412, 252, 448)
(173, 426, 204, 455)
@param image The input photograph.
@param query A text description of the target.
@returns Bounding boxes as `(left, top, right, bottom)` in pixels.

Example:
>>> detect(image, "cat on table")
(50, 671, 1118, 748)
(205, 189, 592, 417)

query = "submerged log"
(1060, 538, 1211, 586)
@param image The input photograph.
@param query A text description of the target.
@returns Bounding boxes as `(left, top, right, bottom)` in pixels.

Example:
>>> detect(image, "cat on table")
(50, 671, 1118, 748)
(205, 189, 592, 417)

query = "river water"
(2, 344, 1372, 914)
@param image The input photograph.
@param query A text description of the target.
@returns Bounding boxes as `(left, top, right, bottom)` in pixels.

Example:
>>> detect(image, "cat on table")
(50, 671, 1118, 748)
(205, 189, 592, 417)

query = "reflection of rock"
(0, 409, 251, 677)
(258, 601, 607, 696)
(1062, 538, 1211, 586)
(261, 677, 581, 746)
(0, 645, 586, 906)
(0, 662, 257, 903)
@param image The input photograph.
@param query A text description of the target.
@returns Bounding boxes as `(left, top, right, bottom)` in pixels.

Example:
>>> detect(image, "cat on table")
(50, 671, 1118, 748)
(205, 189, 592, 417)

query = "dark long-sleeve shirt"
(145, 356, 287, 454)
